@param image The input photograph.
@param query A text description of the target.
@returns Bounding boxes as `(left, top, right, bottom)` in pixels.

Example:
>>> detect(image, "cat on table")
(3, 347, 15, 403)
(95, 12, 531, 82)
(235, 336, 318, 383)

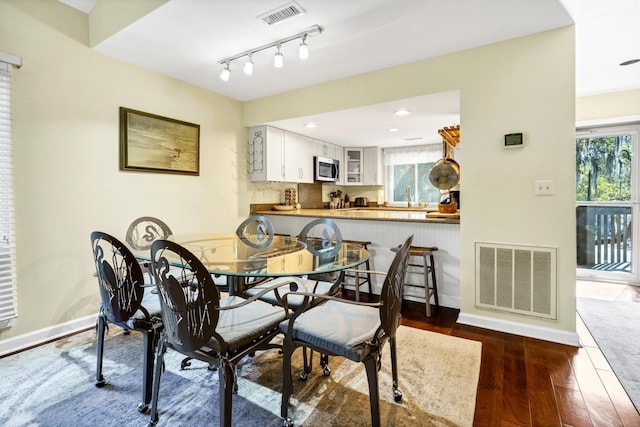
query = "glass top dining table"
(131, 232, 370, 295)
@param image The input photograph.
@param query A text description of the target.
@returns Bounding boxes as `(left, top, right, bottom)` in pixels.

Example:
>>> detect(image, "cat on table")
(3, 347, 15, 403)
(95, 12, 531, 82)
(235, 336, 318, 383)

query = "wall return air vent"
(475, 242, 557, 319)
(258, 1, 306, 25)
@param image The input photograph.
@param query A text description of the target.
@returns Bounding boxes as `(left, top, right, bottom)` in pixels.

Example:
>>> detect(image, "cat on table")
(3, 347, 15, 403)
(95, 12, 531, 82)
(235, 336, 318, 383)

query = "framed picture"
(119, 107, 200, 175)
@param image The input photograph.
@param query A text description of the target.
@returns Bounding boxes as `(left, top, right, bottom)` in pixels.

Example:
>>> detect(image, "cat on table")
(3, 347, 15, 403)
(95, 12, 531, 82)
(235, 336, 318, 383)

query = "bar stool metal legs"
(394, 245, 439, 317)
(342, 240, 373, 301)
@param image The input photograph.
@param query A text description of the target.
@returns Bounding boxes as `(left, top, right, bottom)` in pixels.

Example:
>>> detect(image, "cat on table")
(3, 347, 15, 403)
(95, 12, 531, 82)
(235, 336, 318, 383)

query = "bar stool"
(341, 239, 373, 301)
(393, 245, 439, 317)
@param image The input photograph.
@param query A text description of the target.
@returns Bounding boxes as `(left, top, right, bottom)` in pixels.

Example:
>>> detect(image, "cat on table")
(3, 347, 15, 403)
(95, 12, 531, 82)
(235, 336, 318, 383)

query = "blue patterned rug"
(0, 326, 481, 426)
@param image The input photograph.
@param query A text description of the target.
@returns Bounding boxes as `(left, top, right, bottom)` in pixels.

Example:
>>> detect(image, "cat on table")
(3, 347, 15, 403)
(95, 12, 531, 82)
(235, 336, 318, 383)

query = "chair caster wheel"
(322, 366, 331, 376)
(282, 417, 294, 426)
(393, 388, 403, 402)
(181, 358, 192, 370)
(138, 402, 149, 413)
(95, 377, 106, 388)
(299, 371, 308, 381)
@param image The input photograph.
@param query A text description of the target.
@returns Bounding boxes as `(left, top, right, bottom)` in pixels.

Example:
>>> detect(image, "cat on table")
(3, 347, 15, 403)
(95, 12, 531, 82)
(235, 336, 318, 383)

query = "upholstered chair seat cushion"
(280, 300, 380, 362)
(206, 296, 288, 351)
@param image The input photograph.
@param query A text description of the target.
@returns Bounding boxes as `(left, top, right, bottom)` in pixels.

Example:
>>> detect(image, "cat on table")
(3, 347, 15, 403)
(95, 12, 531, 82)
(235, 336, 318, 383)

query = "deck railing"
(576, 205, 631, 269)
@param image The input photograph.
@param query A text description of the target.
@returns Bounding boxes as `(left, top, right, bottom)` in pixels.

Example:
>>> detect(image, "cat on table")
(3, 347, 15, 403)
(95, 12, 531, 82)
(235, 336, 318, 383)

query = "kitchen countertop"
(256, 206, 460, 224)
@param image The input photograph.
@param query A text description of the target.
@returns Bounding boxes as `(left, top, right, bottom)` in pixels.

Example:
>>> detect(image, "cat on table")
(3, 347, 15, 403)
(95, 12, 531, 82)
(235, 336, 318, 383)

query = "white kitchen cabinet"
(345, 148, 363, 184)
(249, 125, 285, 182)
(334, 145, 345, 185)
(363, 147, 383, 185)
(285, 131, 313, 183)
(313, 139, 334, 159)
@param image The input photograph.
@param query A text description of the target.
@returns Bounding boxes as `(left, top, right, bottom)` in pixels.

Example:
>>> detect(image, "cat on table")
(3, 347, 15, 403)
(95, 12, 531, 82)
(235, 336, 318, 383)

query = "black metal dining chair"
(146, 239, 290, 427)
(244, 218, 345, 378)
(90, 231, 162, 413)
(279, 234, 414, 427)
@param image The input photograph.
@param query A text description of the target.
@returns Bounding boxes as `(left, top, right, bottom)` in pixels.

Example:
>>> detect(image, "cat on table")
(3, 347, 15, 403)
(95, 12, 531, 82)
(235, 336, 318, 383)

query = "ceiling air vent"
(258, 1, 306, 25)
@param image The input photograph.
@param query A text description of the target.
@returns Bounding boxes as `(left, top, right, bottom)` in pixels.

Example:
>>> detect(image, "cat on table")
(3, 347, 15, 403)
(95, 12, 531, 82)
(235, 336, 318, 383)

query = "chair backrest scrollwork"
(91, 231, 147, 323)
(298, 218, 343, 259)
(151, 239, 221, 352)
(126, 216, 173, 251)
(235, 215, 274, 249)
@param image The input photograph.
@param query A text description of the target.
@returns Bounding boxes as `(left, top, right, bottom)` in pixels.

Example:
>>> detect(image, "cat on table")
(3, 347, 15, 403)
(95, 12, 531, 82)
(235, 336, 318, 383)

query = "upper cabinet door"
(334, 145, 344, 185)
(363, 147, 382, 185)
(313, 139, 335, 159)
(249, 125, 285, 182)
(345, 148, 363, 185)
(284, 131, 314, 183)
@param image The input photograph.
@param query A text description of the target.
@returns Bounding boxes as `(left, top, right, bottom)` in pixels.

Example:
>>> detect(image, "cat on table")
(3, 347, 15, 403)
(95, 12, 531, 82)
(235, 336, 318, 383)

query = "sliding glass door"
(576, 124, 639, 282)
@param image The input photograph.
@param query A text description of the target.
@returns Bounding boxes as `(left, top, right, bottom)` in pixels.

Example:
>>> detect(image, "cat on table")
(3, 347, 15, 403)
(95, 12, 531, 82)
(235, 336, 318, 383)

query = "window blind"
(0, 66, 17, 328)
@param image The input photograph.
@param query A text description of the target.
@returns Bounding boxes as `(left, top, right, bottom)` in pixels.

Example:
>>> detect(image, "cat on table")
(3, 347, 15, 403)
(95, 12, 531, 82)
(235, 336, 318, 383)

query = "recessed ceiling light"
(388, 128, 399, 132)
(304, 122, 316, 128)
(620, 59, 640, 66)
(394, 109, 411, 116)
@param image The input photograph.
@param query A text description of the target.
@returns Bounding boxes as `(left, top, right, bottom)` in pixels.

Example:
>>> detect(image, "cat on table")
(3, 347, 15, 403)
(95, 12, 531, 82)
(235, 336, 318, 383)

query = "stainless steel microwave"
(314, 156, 340, 182)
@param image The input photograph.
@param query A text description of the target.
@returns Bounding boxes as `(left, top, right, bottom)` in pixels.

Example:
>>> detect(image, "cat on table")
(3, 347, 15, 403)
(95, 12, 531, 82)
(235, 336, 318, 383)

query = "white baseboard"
(0, 315, 95, 357)
(457, 312, 581, 347)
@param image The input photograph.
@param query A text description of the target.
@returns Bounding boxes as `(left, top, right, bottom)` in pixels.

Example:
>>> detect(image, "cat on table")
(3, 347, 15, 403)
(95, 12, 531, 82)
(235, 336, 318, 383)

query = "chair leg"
(389, 337, 403, 402)
(320, 353, 331, 377)
(300, 346, 312, 380)
(281, 340, 295, 426)
(363, 355, 381, 427)
(423, 253, 432, 317)
(219, 359, 234, 427)
(365, 258, 373, 296)
(430, 253, 439, 306)
(139, 329, 156, 413)
(146, 339, 166, 427)
(95, 314, 106, 387)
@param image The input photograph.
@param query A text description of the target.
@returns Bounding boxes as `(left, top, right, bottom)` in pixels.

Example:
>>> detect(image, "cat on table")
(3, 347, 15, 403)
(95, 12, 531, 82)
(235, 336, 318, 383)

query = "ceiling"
(59, 0, 640, 148)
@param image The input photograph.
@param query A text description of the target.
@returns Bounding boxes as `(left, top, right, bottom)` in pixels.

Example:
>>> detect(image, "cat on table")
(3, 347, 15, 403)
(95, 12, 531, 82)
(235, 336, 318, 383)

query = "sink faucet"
(406, 185, 412, 208)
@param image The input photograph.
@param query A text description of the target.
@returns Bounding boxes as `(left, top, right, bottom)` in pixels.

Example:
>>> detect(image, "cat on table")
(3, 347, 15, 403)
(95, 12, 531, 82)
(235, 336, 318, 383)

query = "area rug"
(0, 325, 481, 426)
(577, 297, 640, 413)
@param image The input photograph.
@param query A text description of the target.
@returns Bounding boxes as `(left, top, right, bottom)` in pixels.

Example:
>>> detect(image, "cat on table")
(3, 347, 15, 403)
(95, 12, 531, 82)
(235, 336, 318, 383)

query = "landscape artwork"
(119, 107, 200, 175)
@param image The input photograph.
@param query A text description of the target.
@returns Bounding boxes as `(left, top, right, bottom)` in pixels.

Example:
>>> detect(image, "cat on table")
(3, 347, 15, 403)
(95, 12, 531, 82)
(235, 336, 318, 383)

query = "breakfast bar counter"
(252, 206, 461, 310)
(254, 207, 460, 224)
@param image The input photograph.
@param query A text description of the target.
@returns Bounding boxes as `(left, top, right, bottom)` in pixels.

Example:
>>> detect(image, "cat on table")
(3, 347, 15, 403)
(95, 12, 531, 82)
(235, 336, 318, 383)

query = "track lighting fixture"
(218, 24, 323, 80)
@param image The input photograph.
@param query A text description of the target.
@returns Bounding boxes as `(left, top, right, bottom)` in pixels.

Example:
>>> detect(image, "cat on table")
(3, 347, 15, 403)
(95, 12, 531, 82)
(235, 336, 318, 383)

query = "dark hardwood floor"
(345, 282, 640, 427)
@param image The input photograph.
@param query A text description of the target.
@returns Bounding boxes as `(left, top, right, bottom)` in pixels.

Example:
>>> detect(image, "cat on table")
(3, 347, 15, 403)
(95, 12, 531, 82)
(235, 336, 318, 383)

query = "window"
(0, 57, 18, 328)
(383, 144, 442, 205)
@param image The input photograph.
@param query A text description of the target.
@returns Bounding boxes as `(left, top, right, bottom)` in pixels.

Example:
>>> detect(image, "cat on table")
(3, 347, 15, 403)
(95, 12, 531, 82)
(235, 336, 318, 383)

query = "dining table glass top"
(131, 232, 369, 278)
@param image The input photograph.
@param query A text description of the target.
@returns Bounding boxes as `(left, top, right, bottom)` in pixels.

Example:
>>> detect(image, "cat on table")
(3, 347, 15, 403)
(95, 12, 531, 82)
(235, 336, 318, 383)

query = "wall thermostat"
(504, 133, 524, 148)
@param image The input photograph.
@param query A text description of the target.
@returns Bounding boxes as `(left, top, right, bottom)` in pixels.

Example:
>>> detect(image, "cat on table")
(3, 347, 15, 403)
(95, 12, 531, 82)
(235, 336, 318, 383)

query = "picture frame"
(119, 107, 200, 175)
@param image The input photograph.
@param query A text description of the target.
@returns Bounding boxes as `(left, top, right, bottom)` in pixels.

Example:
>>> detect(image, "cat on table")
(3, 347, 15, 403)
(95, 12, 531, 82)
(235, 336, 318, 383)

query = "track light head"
(274, 45, 284, 68)
(220, 63, 230, 81)
(243, 55, 254, 75)
(299, 35, 309, 60)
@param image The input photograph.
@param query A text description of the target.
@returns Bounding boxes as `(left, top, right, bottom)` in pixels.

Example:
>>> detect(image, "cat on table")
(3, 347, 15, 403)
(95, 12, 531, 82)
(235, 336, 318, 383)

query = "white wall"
(245, 27, 578, 343)
(0, 2, 245, 341)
